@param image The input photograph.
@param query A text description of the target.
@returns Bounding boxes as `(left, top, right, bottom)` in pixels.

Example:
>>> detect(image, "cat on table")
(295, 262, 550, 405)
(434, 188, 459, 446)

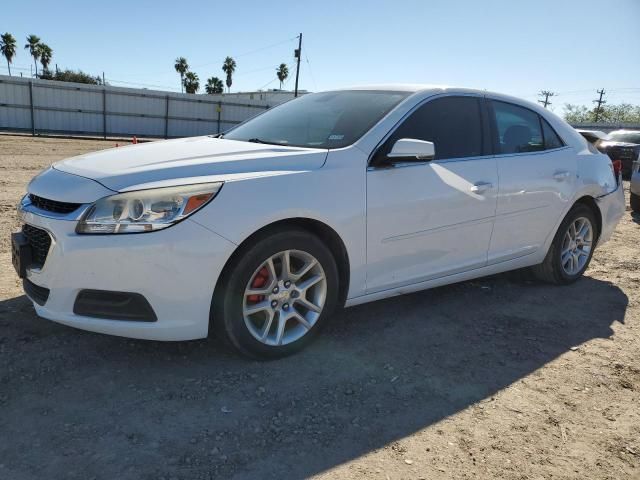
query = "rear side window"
(541, 118, 564, 150)
(380, 96, 484, 161)
(491, 101, 543, 154)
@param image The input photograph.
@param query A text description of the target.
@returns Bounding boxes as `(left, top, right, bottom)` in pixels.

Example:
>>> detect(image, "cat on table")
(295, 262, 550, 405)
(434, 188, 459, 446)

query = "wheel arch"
(573, 195, 602, 240)
(212, 217, 351, 318)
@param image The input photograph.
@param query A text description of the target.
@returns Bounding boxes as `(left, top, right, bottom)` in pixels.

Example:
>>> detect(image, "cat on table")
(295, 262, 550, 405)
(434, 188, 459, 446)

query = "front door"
(366, 95, 498, 293)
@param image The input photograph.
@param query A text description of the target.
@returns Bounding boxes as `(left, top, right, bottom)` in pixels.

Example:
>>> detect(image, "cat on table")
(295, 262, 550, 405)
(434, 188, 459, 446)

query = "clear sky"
(2, 0, 639, 112)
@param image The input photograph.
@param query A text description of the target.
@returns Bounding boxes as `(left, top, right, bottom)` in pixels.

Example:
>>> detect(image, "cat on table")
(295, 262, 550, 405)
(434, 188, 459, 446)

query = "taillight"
(612, 159, 623, 177)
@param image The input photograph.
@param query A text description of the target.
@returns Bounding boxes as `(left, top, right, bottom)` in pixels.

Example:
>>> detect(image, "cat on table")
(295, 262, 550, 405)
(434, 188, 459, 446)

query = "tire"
(631, 192, 640, 213)
(532, 203, 599, 285)
(212, 228, 339, 359)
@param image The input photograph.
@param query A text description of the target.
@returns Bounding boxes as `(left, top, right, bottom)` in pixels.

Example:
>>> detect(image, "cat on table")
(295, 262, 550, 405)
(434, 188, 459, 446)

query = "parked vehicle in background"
(576, 129, 640, 179)
(608, 129, 640, 144)
(631, 159, 640, 213)
(13, 86, 625, 358)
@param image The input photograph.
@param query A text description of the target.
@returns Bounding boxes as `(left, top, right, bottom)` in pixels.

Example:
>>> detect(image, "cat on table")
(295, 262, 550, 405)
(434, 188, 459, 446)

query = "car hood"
(53, 136, 328, 192)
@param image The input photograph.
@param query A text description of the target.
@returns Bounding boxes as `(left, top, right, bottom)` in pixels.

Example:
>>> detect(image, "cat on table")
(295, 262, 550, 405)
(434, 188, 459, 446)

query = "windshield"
(608, 131, 640, 144)
(223, 90, 410, 149)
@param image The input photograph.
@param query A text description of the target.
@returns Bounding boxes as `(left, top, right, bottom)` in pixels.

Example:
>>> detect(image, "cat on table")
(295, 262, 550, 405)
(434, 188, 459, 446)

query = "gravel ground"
(0, 134, 638, 480)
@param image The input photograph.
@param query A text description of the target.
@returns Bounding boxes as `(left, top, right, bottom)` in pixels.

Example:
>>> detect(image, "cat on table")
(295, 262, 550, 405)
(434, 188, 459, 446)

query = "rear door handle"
(553, 170, 570, 181)
(470, 181, 493, 194)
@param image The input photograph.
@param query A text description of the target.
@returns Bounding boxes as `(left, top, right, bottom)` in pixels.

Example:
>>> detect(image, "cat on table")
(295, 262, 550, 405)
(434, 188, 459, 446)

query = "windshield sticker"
(328, 134, 345, 141)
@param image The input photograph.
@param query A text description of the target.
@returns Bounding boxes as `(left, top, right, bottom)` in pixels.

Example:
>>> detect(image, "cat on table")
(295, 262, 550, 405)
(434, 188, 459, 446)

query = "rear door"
(366, 95, 498, 293)
(487, 99, 576, 263)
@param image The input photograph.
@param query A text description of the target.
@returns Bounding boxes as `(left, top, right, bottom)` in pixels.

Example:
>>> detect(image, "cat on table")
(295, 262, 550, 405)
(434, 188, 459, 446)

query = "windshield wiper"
(246, 138, 286, 146)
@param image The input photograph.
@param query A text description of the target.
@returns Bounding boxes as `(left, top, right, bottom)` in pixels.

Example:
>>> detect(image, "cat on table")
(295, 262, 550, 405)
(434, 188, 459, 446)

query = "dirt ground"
(0, 134, 638, 480)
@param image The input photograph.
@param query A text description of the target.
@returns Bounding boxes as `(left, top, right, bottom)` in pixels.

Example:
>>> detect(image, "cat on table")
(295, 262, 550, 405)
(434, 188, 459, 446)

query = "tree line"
(563, 103, 640, 124)
(174, 56, 289, 95)
(1, 33, 52, 77)
(1, 32, 104, 84)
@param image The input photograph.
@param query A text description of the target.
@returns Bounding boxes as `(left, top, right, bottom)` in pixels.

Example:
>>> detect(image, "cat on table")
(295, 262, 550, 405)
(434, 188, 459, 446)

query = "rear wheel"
(213, 228, 339, 359)
(631, 192, 640, 213)
(532, 204, 599, 285)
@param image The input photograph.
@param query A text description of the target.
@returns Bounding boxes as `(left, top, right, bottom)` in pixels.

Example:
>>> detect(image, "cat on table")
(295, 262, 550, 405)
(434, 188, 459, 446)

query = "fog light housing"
(73, 290, 157, 322)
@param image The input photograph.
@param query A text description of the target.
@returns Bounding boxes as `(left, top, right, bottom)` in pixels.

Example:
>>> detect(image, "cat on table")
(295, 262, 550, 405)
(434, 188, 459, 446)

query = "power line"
(106, 78, 180, 91)
(303, 38, 318, 92)
(189, 36, 297, 70)
(257, 77, 279, 91)
(234, 65, 280, 78)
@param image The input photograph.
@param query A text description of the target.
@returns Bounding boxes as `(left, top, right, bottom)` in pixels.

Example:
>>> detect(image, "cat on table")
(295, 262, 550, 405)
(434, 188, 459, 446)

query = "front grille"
(22, 224, 52, 268)
(23, 279, 50, 306)
(29, 193, 81, 214)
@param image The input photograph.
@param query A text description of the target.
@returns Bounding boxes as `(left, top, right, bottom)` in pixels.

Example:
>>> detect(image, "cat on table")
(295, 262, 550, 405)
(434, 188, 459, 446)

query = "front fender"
(190, 151, 368, 298)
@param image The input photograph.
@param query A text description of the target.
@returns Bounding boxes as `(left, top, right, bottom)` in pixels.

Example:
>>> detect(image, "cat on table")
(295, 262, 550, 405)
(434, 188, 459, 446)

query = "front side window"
(223, 90, 409, 149)
(491, 101, 544, 154)
(377, 96, 484, 161)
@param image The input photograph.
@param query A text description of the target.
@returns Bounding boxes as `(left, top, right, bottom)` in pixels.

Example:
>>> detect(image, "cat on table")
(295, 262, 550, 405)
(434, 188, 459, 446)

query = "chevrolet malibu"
(13, 85, 625, 358)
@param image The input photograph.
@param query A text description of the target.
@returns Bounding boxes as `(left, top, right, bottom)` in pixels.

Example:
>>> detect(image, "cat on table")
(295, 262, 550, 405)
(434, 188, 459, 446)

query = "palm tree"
(222, 56, 236, 93)
(183, 71, 199, 94)
(276, 63, 289, 90)
(38, 43, 53, 74)
(0, 33, 17, 76)
(174, 57, 189, 93)
(24, 34, 41, 77)
(205, 76, 224, 94)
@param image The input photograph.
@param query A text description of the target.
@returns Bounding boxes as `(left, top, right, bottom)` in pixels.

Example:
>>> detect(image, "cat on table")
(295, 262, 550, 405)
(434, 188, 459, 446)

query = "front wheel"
(532, 204, 599, 285)
(213, 228, 339, 359)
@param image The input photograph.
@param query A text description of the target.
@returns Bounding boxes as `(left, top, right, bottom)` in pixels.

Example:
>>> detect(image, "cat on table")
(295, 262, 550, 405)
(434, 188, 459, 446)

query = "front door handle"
(470, 181, 493, 194)
(553, 170, 571, 181)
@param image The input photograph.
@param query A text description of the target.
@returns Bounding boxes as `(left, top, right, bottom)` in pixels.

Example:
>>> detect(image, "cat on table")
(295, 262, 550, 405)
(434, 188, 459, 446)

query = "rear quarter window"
(541, 118, 564, 150)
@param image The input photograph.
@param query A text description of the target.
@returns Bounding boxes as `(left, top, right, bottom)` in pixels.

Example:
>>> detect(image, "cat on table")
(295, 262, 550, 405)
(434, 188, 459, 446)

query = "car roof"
(335, 84, 452, 92)
(333, 84, 540, 105)
(327, 85, 588, 154)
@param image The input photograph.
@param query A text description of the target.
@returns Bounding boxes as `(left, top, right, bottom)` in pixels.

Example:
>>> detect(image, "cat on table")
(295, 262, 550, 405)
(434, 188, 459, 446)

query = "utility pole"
(593, 88, 606, 122)
(294, 33, 302, 97)
(538, 90, 555, 108)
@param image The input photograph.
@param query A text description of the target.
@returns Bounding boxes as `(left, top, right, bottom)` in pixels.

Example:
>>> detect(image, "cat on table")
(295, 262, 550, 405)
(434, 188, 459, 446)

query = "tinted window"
(223, 90, 409, 149)
(492, 101, 543, 154)
(380, 96, 484, 161)
(541, 118, 564, 149)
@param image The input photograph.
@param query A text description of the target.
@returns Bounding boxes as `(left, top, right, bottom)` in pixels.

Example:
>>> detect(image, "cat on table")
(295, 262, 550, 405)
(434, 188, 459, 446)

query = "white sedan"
(13, 85, 625, 358)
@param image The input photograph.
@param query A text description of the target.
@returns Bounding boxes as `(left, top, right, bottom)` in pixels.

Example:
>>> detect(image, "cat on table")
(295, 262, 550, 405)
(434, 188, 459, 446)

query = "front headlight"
(76, 182, 223, 234)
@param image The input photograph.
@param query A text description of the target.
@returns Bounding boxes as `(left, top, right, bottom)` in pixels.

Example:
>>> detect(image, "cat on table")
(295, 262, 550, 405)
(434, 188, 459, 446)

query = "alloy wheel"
(560, 216, 593, 276)
(242, 250, 327, 346)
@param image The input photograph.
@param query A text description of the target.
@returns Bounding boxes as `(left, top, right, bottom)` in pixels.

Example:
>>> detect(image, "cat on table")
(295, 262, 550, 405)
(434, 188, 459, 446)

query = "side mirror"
(387, 138, 435, 161)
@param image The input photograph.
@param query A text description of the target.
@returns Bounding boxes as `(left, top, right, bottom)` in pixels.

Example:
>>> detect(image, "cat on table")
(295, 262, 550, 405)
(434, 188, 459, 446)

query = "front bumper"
(18, 205, 236, 341)
(595, 174, 626, 245)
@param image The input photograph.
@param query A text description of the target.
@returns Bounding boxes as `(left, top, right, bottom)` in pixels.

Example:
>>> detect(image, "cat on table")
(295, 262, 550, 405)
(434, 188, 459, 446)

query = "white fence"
(0, 75, 273, 138)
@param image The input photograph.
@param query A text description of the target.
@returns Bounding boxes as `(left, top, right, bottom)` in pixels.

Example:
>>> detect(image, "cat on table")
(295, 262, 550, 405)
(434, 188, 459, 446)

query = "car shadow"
(0, 274, 628, 479)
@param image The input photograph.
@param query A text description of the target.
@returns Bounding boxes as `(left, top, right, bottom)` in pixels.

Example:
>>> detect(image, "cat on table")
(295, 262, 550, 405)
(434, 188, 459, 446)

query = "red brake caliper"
(247, 266, 269, 303)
